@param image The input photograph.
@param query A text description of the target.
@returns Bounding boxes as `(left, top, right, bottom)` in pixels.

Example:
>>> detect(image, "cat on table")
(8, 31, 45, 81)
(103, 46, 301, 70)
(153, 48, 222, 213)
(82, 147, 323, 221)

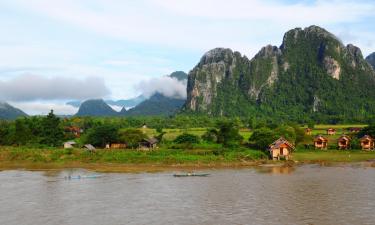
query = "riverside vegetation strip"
(2, 147, 375, 172)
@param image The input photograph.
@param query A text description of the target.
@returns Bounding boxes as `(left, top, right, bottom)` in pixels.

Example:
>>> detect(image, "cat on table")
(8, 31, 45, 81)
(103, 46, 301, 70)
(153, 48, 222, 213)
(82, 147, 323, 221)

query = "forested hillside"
(185, 26, 375, 123)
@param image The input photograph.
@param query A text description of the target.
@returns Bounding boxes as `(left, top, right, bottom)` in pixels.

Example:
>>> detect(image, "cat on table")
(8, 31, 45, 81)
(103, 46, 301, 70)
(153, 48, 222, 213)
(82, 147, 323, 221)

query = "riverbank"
(1, 147, 375, 172)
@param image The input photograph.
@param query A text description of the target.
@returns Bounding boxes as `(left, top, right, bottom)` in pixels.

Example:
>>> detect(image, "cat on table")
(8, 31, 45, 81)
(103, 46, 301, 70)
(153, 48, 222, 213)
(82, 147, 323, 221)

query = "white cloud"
(7, 0, 374, 52)
(10, 101, 78, 115)
(136, 76, 187, 99)
(0, 74, 110, 101)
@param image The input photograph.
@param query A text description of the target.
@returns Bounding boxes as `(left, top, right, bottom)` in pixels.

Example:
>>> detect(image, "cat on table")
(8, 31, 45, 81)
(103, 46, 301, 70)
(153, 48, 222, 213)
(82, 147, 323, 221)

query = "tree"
(84, 123, 119, 148)
(358, 125, 375, 138)
(14, 119, 33, 145)
(274, 125, 296, 143)
(249, 127, 279, 150)
(40, 110, 64, 147)
(119, 129, 147, 148)
(216, 121, 243, 147)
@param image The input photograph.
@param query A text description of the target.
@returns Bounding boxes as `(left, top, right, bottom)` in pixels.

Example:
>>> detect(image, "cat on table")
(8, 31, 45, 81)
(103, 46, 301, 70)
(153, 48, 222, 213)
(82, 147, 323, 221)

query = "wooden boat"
(173, 173, 210, 177)
(65, 175, 102, 179)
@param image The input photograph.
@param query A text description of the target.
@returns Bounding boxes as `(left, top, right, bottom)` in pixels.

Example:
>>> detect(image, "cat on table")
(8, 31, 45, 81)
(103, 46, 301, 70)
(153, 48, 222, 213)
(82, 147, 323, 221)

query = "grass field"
(293, 150, 375, 162)
(136, 127, 253, 141)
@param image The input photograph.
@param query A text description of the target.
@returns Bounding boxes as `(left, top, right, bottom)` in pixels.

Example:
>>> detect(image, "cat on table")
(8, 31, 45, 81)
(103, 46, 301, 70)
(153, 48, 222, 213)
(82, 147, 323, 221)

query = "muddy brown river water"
(1, 165, 375, 225)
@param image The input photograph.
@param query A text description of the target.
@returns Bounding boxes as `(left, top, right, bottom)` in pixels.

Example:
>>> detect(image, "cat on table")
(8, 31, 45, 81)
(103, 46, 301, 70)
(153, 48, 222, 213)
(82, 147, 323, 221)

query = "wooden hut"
(138, 137, 158, 150)
(348, 127, 362, 133)
(268, 137, 295, 160)
(337, 135, 350, 150)
(305, 128, 312, 135)
(327, 128, 336, 135)
(360, 135, 374, 151)
(64, 126, 83, 138)
(314, 135, 328, 150)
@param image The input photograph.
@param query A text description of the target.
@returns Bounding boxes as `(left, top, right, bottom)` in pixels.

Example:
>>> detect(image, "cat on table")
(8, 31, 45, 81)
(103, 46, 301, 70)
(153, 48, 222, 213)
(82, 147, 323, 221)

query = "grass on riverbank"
(0, 146, 268, 166)
(293, 149, 375, 162)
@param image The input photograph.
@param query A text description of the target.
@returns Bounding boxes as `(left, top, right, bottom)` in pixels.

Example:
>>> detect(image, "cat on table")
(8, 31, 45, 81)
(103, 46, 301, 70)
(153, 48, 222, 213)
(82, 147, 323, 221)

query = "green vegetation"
(293, 150, 375, 163)
(1, 112, 375, 170)
(0, 147, 268, 165)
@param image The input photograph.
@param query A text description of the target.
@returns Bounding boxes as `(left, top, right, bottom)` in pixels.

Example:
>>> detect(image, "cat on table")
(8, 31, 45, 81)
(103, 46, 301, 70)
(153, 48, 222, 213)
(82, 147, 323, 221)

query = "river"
(1, 165, 375, 225)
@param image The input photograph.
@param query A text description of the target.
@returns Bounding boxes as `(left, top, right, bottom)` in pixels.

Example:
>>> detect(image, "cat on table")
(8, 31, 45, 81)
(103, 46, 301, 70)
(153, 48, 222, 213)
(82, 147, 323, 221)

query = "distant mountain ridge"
(75, 99, 118, 116)
(0, 102, 28, 120)
(67, 95, 146, 108)
(75, 71, 188, 117)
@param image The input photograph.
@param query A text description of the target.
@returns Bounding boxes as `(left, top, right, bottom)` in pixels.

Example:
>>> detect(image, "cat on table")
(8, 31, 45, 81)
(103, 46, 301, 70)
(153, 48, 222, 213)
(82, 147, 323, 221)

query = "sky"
(0, 0, 374, 115)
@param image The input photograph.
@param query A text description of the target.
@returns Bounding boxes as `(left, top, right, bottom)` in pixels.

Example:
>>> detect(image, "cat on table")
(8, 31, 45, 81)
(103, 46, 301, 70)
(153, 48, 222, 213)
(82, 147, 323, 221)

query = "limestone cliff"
(185, 25, 375, 120)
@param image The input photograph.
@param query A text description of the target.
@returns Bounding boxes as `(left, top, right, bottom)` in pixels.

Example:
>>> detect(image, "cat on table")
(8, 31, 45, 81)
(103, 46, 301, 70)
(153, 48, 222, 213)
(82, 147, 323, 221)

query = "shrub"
(201, 129, 218, 142)
(216, 121, 243, 147)
(174, 133, 200, 144)
(119, 129, 147, 148)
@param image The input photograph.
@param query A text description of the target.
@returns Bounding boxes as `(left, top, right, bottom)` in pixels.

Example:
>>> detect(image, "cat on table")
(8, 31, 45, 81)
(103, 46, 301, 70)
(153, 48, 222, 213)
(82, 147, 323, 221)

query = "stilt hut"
(305, 128, 312, 135)
(360, 135, 374, 151)
(327, 128, 336, 135)
(314, 135, 328, 150)
(268, 137, 295, 160)
(337, 135, 350, 150)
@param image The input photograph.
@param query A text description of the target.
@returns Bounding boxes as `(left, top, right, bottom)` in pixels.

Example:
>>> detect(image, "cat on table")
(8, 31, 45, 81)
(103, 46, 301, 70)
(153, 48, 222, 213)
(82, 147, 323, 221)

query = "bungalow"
(348, 127, 362, 133)
(64, 141, 76, 149)
(64, 126, 83, 138)
(305, 128, 312, 135)
(268, 137, 295, 160)
(360, 135, 374, 151)
(337, 135, 351, 150)
(327, 128, 336, 135)
(314, 135, 328, 150)
(138, 137, 158, 151)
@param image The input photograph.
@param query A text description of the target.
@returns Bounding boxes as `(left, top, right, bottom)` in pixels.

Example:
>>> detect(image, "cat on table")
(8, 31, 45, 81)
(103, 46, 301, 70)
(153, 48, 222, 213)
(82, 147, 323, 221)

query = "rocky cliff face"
(366, 52, 375, 69)
(185, 25, 375, 120)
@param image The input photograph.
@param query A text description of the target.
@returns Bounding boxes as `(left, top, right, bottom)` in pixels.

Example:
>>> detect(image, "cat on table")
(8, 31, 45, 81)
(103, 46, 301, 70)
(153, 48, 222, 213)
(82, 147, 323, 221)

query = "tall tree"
(41, 110, 64, 147)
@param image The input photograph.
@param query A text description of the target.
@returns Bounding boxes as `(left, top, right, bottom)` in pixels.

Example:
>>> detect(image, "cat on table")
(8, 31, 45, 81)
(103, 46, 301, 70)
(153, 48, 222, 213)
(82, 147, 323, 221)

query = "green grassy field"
(0, 146, 267, 165)
(293, 150, 375, 162)
(135, 127, 253, 141)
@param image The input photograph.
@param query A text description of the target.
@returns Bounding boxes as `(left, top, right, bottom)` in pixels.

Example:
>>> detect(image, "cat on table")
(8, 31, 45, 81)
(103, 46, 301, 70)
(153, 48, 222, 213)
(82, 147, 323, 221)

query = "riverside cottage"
(360, 135, 374, 150)
(327, 128, 336, 135)
(348, 127, 362, 133)
(138, 137, 158, 150)
(305, 128, 312, 135)
(268, 137, 295, 160)
(314, 135, 328, 150)
(337, 135, 351, 149)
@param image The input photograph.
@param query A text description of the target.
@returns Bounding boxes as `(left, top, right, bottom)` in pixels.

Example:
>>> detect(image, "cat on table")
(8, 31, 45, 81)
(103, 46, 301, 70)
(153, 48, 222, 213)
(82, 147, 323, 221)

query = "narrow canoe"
(65, 175, 102, 179)
(173, 173, 210, 177)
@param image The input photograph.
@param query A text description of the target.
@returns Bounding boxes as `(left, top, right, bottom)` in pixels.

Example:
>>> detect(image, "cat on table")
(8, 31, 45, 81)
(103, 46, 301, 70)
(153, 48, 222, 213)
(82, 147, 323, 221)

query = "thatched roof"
(143, 137, 158, 144)
(338, 134, 351, 141)
(83, 144, 95, 150)
(314, 135, 328, 142)
(269, 137, 295, 151)
(360, 135, 373, 141)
